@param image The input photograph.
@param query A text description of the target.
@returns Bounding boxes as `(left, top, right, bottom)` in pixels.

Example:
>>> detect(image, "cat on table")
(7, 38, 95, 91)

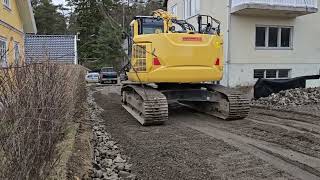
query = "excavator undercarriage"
(122, 83, 250, 125)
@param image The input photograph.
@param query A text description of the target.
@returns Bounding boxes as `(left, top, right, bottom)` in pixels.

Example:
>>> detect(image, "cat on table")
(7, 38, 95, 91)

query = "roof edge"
(27, 0, 37, 33)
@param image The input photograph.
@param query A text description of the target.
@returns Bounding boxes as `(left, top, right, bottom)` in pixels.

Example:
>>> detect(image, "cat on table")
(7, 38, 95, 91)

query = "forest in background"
(31, 0, 164, 69)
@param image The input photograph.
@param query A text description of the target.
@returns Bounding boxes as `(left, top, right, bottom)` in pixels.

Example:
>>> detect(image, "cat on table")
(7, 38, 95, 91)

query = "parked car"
(85, 73, 100, 83)
(99, 67, 118, 84)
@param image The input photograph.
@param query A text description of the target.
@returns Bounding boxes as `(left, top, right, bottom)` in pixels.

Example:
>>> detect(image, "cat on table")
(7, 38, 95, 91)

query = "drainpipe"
(225, 0, 232, 87)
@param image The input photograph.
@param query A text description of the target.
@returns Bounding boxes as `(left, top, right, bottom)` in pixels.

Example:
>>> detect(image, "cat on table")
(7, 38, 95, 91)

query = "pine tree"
(93, 20, 124, 69)
(33, 0, 67, 34)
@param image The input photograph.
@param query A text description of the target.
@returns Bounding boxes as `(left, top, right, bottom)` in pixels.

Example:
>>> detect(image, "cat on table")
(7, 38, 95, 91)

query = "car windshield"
(101, 68, 114, 72)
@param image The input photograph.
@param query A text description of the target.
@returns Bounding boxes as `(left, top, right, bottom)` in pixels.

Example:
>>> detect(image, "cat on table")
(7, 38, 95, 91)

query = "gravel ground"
(92, 86, 301, 180)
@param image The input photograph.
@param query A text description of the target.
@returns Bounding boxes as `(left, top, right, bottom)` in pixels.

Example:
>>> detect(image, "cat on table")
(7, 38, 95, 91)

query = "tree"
(92, 20, 124, 69)
(67, 0, 166, 69)
(33, 0, 67, 34)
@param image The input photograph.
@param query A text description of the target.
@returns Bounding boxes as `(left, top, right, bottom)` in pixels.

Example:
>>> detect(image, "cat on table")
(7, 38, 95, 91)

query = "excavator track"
(177, 84, 250, 120)
(121, 84, 168, 125)
(205, 84, 250, 120)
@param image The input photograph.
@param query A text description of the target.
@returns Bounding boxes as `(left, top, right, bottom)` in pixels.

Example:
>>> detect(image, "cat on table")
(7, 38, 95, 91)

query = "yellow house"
(0, 0, 36, 67)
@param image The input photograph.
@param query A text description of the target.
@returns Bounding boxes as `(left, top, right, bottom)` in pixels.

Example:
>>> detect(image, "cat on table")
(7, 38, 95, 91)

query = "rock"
(124, 164, 132, 171)
(105, 168, 113, 175)
(104, 173, 118, 180)
(95, 150, 100, 157)
(118, 171, 131, 178)
(96, 131, 103, 136)
(115, 162, 125, 171)
(94, 169, 103, 178)
(124, 174, 137, 180)
(253, 87, 320, 108)
(106, 141, 116, 148)
(93, 162, 101, 170)
(114, 154, 126, 163)
(101, 158, 113, 168)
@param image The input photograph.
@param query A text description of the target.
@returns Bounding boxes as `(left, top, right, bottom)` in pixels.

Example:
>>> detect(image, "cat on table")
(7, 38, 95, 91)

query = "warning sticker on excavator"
(182, 37, 202, 41)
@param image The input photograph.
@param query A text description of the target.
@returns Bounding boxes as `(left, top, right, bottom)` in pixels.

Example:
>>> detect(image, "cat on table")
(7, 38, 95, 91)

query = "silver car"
(85, 73, 100, 83)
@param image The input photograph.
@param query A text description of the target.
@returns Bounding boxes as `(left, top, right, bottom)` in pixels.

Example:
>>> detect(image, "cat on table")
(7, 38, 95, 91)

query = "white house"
(165, 0, 320, 87)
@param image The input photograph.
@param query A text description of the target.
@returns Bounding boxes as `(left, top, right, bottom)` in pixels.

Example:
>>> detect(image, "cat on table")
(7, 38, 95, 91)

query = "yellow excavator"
(121, 10, 250, 125)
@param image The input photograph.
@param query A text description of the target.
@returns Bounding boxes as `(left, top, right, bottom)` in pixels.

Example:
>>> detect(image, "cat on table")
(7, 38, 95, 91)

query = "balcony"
(231, 0, 318, 17)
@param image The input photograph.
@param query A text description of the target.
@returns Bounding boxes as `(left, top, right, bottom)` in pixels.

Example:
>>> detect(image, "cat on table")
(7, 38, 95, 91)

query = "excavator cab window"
(197, 15, 221, 35)
(137, 17, 164, 35)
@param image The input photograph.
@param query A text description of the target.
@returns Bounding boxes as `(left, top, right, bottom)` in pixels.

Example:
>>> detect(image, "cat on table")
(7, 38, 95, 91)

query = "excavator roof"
(134, 16, 156, 19)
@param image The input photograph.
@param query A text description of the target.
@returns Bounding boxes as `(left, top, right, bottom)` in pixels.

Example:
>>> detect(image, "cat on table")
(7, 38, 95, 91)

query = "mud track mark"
(247, 118, 320, 139)
(251, 108, 320, 126)
(180, 119, 320, 180)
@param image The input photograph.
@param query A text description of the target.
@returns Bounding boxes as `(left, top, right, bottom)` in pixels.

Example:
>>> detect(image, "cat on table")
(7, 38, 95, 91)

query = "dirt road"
(93, 85, 320, 180)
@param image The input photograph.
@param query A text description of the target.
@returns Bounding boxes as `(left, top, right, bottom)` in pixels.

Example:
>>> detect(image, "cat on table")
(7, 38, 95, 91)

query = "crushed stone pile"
(92, 125, 135, 180)
(87, 89, 136, 180)
(252, 87, 320, 107)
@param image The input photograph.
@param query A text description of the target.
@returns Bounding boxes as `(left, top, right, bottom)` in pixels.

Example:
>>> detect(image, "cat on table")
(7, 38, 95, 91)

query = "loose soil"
(91, 85, 320, 180)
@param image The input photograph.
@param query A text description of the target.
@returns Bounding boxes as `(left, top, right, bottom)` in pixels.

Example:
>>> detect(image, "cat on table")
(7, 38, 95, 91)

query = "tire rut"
(247, 117, 320, 139)
(179, 119, 320, 180)
(251, 107, 320, 126)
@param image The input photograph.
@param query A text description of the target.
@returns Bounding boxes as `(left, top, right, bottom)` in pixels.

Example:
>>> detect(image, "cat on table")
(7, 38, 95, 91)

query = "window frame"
(14, 41, 20, 65)
(0, 38, 7, 67)
(255, 25, 293, 50)
(184, 0, 189, 19)
(184, 0, 200, 19)
(171, 4, 178, 16)
(253, 69, 291, 79)
(3, 0, 11, 10)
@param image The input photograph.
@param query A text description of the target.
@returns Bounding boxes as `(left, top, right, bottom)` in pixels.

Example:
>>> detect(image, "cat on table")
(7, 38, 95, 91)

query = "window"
(268, 27, 278, 47)
(0, 39, 7, 67)
(3, 0, 10, 8)
(278, 69, 290, 78)
(101, 67, 115, 72)
(184, 0, 190, 19)
(171, 4, 177, 16)
(139, 18, 164, 35)
(254, 69, 265, 79)
(184, 0, 200, 19)
(266, 69, 277, 78)
(255, 27, 266, 47)
(14, 42, 20, 65)
(254, 69, 291, 79)
(255, 26, 293, 49)
(281, 28, 291, 47)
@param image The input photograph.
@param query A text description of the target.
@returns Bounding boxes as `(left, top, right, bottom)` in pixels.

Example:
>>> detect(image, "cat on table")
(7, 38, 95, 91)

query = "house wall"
(228, 0, 320, 86)
(0, 0, 25, 66)
(167, 0, 320, 87)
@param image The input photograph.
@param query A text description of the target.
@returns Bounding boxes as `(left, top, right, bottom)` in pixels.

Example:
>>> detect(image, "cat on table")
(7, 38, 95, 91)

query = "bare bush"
(0, 62, 86, 179)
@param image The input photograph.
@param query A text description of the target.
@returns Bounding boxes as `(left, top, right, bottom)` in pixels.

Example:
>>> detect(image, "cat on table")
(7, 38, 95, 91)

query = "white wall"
(229, 11, 320, 64)
(167, 0, 320, 87)
(167, 0, 229, 32)
(227, 0, 320, 86)
(167, 0, 184, 19)
(228, 63, 320, 87)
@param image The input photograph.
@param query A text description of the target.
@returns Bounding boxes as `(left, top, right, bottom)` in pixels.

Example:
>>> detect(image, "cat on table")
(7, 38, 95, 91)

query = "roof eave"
(27, 0, 37, 34)
(16, 0, 37, 34)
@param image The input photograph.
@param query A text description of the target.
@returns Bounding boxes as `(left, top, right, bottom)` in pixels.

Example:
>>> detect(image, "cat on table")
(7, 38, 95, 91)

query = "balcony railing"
(231, 0, 318, 17)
